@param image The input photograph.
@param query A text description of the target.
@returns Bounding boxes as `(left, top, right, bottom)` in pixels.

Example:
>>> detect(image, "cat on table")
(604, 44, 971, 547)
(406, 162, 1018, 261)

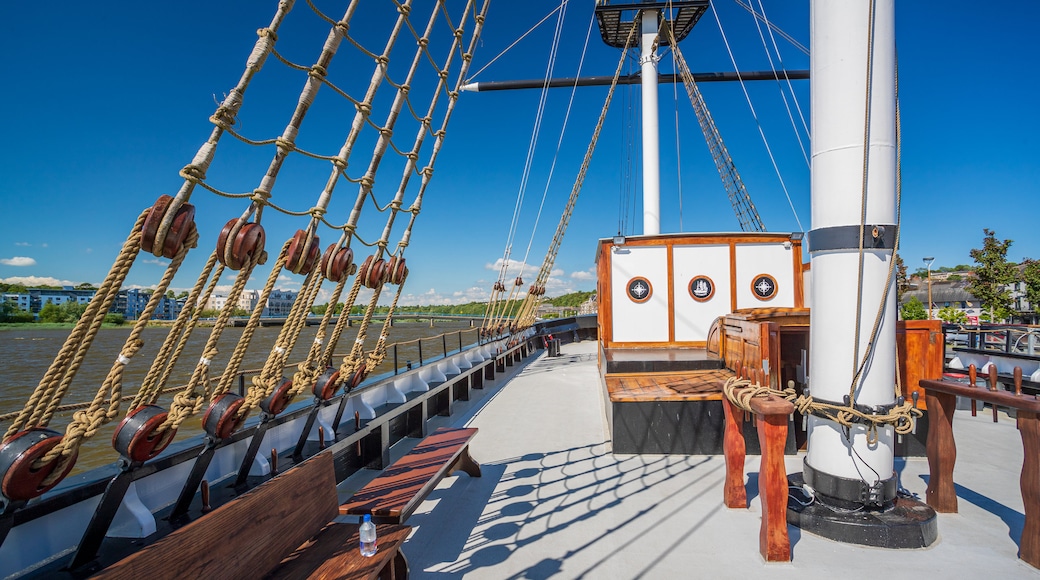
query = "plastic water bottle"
(359, 514, 377, 557)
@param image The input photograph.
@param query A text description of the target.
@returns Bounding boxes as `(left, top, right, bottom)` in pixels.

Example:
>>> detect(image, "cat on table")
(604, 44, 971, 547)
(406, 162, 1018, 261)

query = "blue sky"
(1, 1, 1038, 305)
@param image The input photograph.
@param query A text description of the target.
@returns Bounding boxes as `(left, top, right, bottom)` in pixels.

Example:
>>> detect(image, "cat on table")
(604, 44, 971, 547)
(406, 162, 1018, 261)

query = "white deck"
(345, 340, 1040, 578)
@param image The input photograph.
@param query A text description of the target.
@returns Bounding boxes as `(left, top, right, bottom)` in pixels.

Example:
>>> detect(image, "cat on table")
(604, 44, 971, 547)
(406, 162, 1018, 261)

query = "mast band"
(807, 224, 897, 252)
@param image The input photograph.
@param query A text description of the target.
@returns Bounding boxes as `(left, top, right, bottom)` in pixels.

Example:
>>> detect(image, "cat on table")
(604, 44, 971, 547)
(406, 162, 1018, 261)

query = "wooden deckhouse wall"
(596, 233, 806, 348)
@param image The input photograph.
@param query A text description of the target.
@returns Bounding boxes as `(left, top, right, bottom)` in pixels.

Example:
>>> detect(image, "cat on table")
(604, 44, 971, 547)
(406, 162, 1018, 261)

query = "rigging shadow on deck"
(403, 443, 723, 578)
(918, 475, 1026, 546)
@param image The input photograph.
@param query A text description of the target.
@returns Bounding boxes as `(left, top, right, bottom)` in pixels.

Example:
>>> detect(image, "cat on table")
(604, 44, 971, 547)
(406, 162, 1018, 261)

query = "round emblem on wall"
(751, 273, 778, 301)
(689, 276, 715, 302)
(626, 277, 652, 303)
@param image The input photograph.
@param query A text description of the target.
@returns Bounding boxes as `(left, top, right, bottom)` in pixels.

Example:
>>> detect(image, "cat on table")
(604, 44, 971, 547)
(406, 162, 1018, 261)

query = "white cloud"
(570, 269, 595, 281)
(277, 274, 293, 282)
(142, 258, 169, 266)
(1, 256, 36, 267)
(14, 242, 30, 247)
(484, 258, 534, 280)
(1, 275, 76, 287)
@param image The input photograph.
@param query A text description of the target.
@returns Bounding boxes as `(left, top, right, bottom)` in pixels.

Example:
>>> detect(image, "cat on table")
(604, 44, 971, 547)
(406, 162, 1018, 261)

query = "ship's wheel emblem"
(752, 274, 778, 301)
(689, 276, 715, 302)
(626, 276, 653, 303)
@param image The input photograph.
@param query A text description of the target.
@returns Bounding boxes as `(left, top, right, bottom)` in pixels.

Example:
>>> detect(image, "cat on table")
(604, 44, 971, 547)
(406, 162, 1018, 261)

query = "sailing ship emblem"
(752, 274, 778, 300)
(626, 277, 653, 303)
(689, 276, 715, 302)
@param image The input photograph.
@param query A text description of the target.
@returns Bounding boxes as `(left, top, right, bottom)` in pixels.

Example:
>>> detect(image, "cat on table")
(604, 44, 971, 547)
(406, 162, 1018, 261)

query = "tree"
(900, 296, 927, 320)
(967, 228, 1016, 323)
(38, 302, 64, 322)
(75, 282, 98, 291)
(936, 306, 968, 324)
(894, 254, 909, 300)
(1022, 258, 1040, 313)
(63, 302, 87, 321)
(104, 313, 126, 325)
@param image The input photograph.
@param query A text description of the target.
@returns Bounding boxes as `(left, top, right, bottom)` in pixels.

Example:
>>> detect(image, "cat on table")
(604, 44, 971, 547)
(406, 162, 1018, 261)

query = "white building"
(203, 289, 297, 317)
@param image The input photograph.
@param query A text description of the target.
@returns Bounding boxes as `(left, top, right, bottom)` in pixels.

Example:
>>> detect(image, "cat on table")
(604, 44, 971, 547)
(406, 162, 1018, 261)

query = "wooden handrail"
(920, 375, 1040, 568)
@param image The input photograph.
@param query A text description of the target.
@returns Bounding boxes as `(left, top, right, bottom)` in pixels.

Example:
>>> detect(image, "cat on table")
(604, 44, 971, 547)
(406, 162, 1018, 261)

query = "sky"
(1, 1, 1038, 305)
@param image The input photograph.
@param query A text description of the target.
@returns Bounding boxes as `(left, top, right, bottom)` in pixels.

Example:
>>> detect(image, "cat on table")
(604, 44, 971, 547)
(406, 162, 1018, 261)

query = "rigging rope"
(514, 23, 639, 329)
(1, 1, 491, 500)
(484, 0, 568, 336)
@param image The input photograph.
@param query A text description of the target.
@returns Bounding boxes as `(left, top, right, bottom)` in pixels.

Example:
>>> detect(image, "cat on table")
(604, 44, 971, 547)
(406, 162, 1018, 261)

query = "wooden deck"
(604, 369, 734, 402)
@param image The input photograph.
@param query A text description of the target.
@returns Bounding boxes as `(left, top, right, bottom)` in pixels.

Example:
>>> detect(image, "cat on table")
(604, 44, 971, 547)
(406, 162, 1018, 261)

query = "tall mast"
(594, 1, 709, 236)
(640, 9, 661, 235)
(798, 0, 935, 547)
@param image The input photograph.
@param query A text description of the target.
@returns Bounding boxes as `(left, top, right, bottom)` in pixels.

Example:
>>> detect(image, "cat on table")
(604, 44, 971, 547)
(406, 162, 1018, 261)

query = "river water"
(0, 321, 479, 473)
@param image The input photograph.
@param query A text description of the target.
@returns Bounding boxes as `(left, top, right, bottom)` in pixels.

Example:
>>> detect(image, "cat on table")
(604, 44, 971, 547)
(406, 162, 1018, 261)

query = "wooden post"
(750, 396, 794, 562)
(722, 396, 747, 508)
(1020, 410, 1040, 568)
(969, 364, 977, 416)
(989, 365, 999, 422)
(925, 389, 958, 512)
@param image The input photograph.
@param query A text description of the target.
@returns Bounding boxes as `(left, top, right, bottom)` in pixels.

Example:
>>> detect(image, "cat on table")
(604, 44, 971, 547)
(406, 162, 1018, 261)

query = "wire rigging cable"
(730, 0, 808, 56)
(518, 10, 596, 274)
(749, 0, 810, 169)
(483, 0, 568, 334)
(710, 2, 803, 232)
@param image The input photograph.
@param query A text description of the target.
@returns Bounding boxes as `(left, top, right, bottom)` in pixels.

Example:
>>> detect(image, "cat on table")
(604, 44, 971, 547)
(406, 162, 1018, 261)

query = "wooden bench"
(340, 427, 481, 524)
(93, 451, 410, 580)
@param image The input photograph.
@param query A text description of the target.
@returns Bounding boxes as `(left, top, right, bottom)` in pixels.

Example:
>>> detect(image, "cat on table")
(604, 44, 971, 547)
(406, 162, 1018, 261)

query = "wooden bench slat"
(264, 522, 411, 580)
(605, 369, 733, 402)
(94, 452, 339, 580)
(340, 427, 480, 524)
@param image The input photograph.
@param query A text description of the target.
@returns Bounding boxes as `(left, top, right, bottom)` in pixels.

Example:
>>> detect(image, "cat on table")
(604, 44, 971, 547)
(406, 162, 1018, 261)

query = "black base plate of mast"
(787, 472, 938, 549)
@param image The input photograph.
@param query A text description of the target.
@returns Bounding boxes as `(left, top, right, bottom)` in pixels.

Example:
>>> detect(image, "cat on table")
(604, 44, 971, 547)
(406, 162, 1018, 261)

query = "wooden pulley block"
(345, 363, 367, 393)
(514, 276, 523, 286)
(260, 378, 294, 416)
(286, 230, 321, 275)
(141, 195, 197, 259)
(0, 429, 78, 502)
(216, 219, 266, 271)
(358, 256, 386, 289)
(313, 367, 340, 401)
(201, 393, 246, 440)
(321, 244, 354, 283)
(112, 405, 175, 463)
(386, 256, 408, 285)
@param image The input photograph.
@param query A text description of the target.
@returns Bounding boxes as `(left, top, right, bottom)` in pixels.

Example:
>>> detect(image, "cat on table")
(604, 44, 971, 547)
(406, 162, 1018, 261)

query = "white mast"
(805, 0, 897, 499)
(640, 9, 661, 235)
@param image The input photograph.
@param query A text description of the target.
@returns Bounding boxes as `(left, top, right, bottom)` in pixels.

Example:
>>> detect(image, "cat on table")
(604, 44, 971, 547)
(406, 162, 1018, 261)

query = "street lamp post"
(923, 256, 935, 319)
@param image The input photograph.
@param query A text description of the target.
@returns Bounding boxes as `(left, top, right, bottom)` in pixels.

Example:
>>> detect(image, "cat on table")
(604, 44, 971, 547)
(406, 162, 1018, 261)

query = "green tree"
(936, 306, 968, 324)
(104, 313, 126, 325)
(75, 282, 98, 290)
(900, 296, 927, 320)
(38, 302, 64, 322)
(1022, 258, 1040, 314)
(967, 228, 1016, 323)
(63, 302, 87, 321)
